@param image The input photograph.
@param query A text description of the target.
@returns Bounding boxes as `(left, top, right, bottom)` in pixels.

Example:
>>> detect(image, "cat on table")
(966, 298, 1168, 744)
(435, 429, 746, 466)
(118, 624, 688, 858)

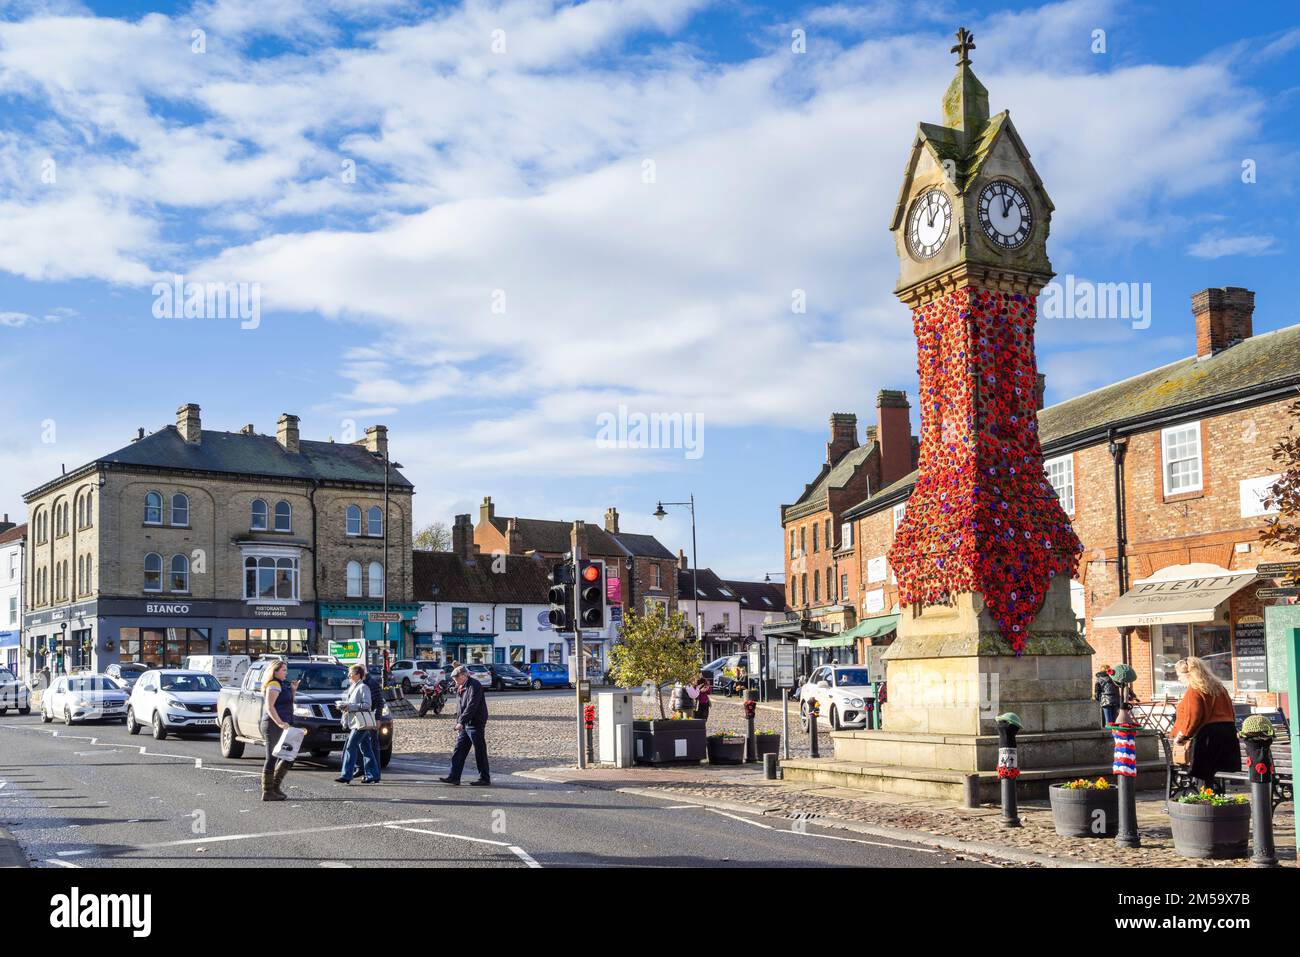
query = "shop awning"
(837, 613, 900, 643)
(1092, 570, 1256, 628)
(807, 633, 856, 649)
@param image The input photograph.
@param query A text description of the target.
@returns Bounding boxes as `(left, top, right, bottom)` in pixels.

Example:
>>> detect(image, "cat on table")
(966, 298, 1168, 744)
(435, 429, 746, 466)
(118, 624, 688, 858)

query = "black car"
(484, 662, 532, 691)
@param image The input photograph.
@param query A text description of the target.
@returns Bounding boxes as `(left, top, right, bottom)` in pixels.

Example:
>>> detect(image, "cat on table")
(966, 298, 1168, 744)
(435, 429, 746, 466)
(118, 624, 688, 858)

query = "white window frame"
(367, 506, 383, 538)
(240, 545, 302, 604)
(1162, 422, 1203, 496)
(171, 492, 190, 527)
(892, 502, 906, 532)
(143, 552, 163, 592)
(274, 500, 292, 533)
(368, 560, 384, 598)
(346, 505, 362, 537)
(170, 554, 190, 593)
(144, 491, 163, 525)
(1044, 453, 1075, 516)
(250, 499, 268, 531)
(346, 560, 363, 597)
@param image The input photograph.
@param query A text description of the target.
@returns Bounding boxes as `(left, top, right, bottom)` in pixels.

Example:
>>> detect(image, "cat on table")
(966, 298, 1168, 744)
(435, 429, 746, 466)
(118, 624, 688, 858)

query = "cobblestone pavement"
(395, 689, 1295, 868)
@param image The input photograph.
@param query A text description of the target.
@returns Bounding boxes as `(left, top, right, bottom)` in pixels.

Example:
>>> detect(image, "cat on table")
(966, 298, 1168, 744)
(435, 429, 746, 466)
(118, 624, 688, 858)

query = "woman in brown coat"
(1171, 657, 1238, 789)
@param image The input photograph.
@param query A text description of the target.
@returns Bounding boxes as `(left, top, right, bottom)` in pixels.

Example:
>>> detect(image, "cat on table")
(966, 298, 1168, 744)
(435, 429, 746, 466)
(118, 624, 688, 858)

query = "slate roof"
(723, 579, 787, 613)
(610, 531, 676, 560)
(783, 440, 877, 522)
(25, 425, 410, 499)
(0, 523, 27, 547)
(413, 550, 553, 605)
(486, 515, 626, 556)
(677, 567, 736, 602)
(841, 324, 1300, 521)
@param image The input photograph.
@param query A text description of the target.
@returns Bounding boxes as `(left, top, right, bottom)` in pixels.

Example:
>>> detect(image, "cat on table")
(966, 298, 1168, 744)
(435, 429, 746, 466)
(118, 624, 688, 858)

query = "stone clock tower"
(786, 29, 1146, 800)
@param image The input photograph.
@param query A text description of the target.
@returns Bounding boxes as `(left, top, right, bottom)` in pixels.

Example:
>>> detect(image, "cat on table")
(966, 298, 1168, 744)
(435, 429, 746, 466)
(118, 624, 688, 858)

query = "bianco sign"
(145, 603, 191, 615)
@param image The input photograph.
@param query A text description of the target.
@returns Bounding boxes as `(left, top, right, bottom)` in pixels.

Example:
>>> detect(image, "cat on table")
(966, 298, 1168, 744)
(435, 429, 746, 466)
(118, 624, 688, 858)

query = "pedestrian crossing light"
(577, 560, 606, 629)
(548, 562, 575, 632)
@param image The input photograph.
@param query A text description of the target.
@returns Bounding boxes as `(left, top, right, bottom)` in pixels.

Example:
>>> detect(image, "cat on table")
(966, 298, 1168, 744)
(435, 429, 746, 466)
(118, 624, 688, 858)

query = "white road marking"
(705, 808, 773, 829)
(384, 824, 542, 868)
(781, 829, 941, 853)
(662, 804, 700, 809)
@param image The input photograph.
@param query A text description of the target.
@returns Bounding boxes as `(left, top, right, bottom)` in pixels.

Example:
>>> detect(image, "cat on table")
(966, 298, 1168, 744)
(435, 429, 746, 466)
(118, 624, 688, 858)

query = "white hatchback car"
(390, 659, 444, 693)
(127, 669, 223, 739)
(0, 667, 31, 715)
(41, 673, 130, 725)
(799, 664, 877, 730)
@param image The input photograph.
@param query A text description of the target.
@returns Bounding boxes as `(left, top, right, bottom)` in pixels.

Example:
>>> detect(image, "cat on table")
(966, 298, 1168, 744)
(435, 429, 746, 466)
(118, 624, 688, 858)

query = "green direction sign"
(1257, 561, 1300, 578)
(1263, 605, 1300, 693)
(328, 640, 364, 664)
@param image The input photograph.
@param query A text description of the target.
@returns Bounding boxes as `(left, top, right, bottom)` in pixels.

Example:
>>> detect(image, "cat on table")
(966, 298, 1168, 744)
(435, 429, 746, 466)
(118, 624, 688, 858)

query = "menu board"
(1233, 615, 1267, 691)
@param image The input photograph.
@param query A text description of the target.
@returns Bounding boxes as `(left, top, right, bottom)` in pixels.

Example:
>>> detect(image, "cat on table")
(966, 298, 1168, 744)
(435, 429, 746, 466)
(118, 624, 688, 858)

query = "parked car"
(0, 667, 31, 715)
(524, 662, 570, 690)
(217, 658, 393, 767)
(41, 674, 129, 725)
(703, 654, 744, 692)
(126, 669, 223, 739)
(484, 662, 532, 691)
(391, 659, 445, 693)
(798, 665, 876, 730)
(181, 654, 251, 687)
(105, 662, 150, 691)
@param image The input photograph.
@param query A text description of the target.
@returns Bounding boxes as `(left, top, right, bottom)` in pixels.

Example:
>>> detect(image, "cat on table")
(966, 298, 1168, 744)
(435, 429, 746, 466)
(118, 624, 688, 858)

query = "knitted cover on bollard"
(996, 712, 1022, 778)
(1107, 708, 1140, 777)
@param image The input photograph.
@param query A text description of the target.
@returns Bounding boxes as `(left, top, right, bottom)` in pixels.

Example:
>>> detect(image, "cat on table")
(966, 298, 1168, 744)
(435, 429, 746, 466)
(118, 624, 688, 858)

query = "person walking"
(692, 673, 712, 725)
(1094, 664, 1122, 728)
(261, 660, 300, 802)
(1172, 657, 1238, 790)
(336, 665, 380, 784)
(440, 665, 490, 786)
(362, 665, 386, 781)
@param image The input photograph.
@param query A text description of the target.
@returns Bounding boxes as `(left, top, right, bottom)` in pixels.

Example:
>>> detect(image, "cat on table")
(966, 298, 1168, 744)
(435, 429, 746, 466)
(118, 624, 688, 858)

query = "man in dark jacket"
(440, 666, 490, 786)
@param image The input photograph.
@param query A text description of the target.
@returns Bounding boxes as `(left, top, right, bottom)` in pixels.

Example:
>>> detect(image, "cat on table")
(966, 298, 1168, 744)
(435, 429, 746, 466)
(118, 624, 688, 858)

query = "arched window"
(77, 555, 84, 594)
(813, 570, 820, 603)
(367, 506, 382, 538)
(250, 499, 268, 531)
(84, 488, 93, 527)
(145, 491, 162, 525)
(275, 557, 297, 599)
(274, 501, 292, 533)
(800, 573, 807, 606)
(368, 561, 384, 598)
(345, 505, 361, 537)
(171, 493, 189, 526)
(346, 560, 362, 597)
(170, 554, 189, 592)
(144, 553, 162, 592)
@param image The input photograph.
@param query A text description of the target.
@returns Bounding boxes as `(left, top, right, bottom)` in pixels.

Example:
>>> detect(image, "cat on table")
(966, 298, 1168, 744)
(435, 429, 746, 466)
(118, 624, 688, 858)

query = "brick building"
(0, 518, 24, 675)
(23, 403, 414, 675)
(833, 287, 1296, 704)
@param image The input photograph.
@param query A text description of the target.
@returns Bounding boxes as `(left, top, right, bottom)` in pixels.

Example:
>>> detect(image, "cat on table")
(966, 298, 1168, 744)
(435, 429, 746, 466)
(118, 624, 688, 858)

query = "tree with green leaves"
(413, 521, 451, 552)
(608, 604, 702, 718)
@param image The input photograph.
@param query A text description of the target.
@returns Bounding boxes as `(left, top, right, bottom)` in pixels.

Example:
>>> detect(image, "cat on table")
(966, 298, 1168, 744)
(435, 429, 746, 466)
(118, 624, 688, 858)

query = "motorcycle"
(417, 678, 450, 718)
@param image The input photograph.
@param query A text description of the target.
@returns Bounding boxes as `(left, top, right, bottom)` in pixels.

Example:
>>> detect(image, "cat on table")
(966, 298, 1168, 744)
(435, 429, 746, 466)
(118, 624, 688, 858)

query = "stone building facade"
(23, 403, 414, 675)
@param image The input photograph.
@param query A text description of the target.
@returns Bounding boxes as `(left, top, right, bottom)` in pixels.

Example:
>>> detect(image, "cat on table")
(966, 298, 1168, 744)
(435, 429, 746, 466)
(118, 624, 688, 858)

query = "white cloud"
(1187, 233, 1280, 259)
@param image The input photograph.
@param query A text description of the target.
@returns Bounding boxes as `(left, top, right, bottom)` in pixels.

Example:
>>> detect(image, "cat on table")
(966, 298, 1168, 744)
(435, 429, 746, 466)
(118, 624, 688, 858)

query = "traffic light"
(576, 560, 606, 629)
(548, 562, 574, 632)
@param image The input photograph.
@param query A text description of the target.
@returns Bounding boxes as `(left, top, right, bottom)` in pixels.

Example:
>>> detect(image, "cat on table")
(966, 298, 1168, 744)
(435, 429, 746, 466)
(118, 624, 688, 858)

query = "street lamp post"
(374, 452, 404, 678)
(653, 496, 701, 643)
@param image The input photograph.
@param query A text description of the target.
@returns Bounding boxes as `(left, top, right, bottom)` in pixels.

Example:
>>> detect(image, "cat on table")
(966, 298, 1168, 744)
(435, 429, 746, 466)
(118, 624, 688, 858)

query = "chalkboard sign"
(1233, 615, 1267, 691)
(1264, 605, 1300, 693)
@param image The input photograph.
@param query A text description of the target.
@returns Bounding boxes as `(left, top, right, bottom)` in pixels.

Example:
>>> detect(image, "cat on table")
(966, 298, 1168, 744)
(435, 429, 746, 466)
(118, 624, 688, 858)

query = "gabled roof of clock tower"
(888, 30, 1054, 233)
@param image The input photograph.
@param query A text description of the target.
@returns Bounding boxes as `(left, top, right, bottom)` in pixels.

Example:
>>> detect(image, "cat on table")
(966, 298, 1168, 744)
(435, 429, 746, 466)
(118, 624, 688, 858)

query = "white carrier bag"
(272, 726, 307, 763)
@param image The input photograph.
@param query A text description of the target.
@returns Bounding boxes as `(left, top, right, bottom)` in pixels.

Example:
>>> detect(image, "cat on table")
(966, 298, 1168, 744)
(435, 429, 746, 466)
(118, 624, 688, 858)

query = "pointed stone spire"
(941, 27, 989, 134)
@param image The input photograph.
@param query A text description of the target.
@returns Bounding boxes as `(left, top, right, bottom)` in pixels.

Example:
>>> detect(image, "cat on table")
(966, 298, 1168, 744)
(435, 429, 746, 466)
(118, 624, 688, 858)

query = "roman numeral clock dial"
(906, 188, 951, 260)
(978, 180, 1032, 248)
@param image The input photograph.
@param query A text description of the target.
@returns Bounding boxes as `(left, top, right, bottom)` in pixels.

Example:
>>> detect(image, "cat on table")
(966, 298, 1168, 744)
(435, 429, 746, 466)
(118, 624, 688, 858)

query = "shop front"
(24, 599, 99, 678)
(1, 629, 20, 674)
(1092, 566, 1262, 700)
(443, 634, 497, 666)
(319, 601, 420, 674)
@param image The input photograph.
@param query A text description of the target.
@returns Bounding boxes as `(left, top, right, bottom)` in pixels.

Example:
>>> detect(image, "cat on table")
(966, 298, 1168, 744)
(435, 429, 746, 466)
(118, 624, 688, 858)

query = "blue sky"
(1, 0, 1298, 581)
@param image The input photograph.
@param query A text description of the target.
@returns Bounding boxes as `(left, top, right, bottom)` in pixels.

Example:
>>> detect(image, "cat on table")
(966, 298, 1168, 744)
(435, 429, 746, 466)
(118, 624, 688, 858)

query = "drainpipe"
(1108, 430, 1131, 666)
(308, 479, 320, 653)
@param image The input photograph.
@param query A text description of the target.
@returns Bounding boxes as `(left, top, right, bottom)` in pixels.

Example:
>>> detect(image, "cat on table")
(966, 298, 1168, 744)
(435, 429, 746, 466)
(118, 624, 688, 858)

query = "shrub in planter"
(1049, 778, 1118, 838)
(706, 733, 746, 765)
(1167, 789, 1250, 860)
(754, 732, 781, 757)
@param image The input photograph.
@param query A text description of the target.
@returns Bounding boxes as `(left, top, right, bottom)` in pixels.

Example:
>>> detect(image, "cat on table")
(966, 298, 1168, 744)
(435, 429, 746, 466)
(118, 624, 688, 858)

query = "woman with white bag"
(336, 665, 380, 784)
(261, 660, 303, 802)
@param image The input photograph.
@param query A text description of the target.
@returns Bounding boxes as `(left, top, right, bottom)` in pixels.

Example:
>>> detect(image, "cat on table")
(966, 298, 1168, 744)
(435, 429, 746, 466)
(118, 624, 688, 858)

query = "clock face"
(906, 189, 952, 260)
(978, 180, 1033, 248)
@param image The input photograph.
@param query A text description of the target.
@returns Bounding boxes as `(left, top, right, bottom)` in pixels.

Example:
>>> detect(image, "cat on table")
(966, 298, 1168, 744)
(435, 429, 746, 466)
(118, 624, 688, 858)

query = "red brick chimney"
(452, 514, 477, 561)
(677, 548, 688, 572)
(1194, 287, 1254, 358)
(876, 390, 913, 487)
(826, 413, 858, 465)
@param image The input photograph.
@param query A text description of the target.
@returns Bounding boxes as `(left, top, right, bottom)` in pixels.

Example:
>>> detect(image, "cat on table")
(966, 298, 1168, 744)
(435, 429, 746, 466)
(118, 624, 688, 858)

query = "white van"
(182, 655, 251, 687)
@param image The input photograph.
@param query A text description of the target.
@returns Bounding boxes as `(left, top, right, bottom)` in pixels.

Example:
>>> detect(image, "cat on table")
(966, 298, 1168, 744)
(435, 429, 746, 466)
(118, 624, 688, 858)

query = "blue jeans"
(1102, 705, 1119, 727)
(340, 726, 380, 781)
(447, 724, 489, 782)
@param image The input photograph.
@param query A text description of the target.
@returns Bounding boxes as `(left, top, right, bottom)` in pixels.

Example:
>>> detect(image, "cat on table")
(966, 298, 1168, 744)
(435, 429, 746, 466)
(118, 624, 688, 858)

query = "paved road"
(0, 713, 989, 868)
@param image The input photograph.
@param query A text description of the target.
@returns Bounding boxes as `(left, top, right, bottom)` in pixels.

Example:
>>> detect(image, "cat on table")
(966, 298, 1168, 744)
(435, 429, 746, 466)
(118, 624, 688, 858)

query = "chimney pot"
(363, 424, 388, 458)
(826, 412, 858, 465)
(876, 390, 914, 487)
(479, 496, 495, 529)
(1193, 287, 1255, 358)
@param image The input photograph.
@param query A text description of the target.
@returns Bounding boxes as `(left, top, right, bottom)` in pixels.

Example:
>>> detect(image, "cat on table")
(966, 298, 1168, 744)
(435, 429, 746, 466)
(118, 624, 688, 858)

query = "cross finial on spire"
(951, 27, 975, 66)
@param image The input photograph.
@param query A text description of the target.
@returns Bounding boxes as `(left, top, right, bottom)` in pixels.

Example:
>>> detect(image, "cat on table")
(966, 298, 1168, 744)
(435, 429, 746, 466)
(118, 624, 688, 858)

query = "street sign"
(774, 643, 796, 688)
(1256, 587, 1300, 600)
(367, 611, 401, 622)
(1257, 561, 1300, 578)
(578, 680, 591, 703)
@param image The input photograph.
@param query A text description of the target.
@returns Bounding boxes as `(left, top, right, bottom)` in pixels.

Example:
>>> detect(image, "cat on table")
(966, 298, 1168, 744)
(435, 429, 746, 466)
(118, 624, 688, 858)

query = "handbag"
(354, 709, 378, 731)
(1171, 738, 1193, 765)
(272, 726, 306, 763)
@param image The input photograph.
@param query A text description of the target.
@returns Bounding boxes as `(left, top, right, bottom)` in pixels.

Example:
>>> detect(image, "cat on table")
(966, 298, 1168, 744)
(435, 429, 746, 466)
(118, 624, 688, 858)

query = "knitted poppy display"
(888, 286, 1082, 651)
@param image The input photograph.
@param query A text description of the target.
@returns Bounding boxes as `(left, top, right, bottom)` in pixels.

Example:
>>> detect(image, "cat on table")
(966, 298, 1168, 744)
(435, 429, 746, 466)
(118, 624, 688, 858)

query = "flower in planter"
(1177, 788, 1248, 807)
(1060, 777, 1111, 790)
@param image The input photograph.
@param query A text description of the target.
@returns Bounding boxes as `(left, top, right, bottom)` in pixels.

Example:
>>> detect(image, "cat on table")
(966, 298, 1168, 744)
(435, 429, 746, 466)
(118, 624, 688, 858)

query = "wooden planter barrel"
(1049, 785, 1119, 838)
(755, 734, 781, 757)
(1167, 800, 1250, 859)
(706, 736, 746, 765)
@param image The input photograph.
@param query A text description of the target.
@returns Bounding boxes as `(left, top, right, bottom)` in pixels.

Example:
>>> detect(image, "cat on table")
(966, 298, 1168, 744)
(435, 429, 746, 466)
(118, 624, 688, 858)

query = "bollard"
(744, 694, 758, 763)
(962, 774, 981, 810)
(1110, 707, 1140, 847)
(583, 703, 596, 765)
(1241, 718, 1279, 867)
(763, 752, 779, 780)
(808, 701, 820, 758)
(996, 712, 1022, 827)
